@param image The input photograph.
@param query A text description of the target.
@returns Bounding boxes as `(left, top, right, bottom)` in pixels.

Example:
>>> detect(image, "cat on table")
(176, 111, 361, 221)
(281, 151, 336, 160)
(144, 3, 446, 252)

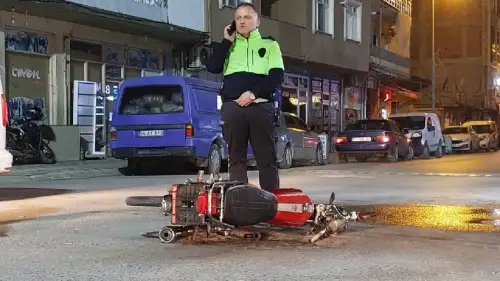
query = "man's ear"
(256, 18, 260, 28)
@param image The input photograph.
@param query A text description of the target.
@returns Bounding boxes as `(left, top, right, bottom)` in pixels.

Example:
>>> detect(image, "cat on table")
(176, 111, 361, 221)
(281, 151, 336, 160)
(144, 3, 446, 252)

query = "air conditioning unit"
(188, 46, 212, 69)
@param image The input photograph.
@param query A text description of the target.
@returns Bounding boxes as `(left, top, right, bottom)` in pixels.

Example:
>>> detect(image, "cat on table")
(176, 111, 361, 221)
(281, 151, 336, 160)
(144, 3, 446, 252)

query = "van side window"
(192, 87, 218, 114)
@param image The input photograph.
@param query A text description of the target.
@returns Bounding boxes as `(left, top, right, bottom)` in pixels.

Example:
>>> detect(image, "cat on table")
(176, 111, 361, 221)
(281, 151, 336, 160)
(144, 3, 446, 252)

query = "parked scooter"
(6, 106, 56, 164)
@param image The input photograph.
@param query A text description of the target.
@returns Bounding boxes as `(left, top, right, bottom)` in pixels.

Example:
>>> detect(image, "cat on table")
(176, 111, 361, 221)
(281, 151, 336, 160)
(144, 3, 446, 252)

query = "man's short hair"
(235, 2, 258, 13)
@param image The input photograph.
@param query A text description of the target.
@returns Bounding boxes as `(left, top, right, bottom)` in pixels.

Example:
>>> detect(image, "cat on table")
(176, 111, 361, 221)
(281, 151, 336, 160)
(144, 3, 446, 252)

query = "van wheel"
(206, 144, 222, 175)
(279, 145, 292, 169)
(422, 143, 431, 159)
(126, 158, 144, 176)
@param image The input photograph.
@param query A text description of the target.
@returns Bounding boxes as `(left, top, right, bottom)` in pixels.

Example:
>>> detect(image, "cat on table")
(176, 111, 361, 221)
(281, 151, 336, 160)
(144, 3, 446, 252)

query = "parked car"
(335, 119, 413, 162)
(275, 112, 326, 169)
(0, 78, 13, 174)
(442, 125, 480, 152)
(389, 112, 444, 158)
(462, 120, 499, 151)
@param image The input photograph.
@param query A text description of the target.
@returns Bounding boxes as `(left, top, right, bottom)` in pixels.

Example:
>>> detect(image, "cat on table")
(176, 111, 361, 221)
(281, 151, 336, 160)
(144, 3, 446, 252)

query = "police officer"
(206, 2, 284, 191)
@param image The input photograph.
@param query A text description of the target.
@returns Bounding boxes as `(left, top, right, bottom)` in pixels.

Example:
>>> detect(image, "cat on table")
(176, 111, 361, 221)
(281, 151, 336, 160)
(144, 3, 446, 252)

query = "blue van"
(110, 76, 255, 174)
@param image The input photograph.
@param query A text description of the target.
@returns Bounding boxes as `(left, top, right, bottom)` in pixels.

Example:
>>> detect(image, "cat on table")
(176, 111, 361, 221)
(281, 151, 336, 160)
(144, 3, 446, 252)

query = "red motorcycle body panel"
(265, 188, 314, 227)
(194, 187, 314, 228)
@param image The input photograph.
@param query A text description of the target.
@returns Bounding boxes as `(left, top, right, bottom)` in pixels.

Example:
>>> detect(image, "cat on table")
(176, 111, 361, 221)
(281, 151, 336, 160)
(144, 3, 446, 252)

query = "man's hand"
(224, 24, 236, 42)
(236, 91, 255, 107)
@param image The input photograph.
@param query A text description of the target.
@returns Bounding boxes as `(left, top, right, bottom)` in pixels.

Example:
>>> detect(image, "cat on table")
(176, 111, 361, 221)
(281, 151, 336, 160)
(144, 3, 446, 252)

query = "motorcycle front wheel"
(39, 141, 56, 164)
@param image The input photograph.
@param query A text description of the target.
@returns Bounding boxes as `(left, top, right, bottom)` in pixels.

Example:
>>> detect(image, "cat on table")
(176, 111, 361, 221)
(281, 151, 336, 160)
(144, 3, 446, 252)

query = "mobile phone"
(227, 20, 236, 36)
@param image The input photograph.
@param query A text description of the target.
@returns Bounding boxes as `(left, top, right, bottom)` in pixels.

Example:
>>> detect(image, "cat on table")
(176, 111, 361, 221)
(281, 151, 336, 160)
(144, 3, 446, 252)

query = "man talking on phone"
(206, 2, 284, 191)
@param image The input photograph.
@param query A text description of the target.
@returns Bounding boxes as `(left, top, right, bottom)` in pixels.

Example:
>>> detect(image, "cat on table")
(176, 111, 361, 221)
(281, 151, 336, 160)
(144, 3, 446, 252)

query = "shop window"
(124, 48, 160, 70)
(103, 45, 120, 64)
(70, 40, 102, 62)
(125, 68, 142, 79)
(88, 63, 103, 84)
(5, 29, 49, 54)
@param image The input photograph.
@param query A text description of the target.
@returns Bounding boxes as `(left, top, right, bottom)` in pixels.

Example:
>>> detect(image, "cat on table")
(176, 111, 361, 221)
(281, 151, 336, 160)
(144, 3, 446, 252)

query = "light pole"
(431, 0, 436, 111)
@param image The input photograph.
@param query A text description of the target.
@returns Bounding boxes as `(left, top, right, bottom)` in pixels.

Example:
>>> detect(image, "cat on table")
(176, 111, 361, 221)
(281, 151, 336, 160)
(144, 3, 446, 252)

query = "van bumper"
(112, 147, 195, 159)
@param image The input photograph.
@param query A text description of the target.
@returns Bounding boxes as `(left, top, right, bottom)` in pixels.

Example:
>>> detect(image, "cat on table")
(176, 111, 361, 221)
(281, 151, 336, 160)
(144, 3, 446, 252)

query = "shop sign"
(11, 67, 41, 80)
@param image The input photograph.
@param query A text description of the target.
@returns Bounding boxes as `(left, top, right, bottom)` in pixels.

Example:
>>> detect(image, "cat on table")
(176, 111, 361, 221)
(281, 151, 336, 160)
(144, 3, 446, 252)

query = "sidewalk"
(1, 158, 126, 183)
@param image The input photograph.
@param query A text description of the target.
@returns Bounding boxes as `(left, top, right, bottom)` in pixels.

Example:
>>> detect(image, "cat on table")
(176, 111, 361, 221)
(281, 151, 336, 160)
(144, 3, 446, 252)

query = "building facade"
(0, 0, 207, 160)
(411, 0, 498, 126)
(366, 0, 430, 120)
(199, 0, 372, 145)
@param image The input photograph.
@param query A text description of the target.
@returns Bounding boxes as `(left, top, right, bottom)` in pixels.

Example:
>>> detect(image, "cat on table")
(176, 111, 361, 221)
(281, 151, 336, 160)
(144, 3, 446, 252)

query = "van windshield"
(118, 85, 184, 115)
(390, 116, 426, 130)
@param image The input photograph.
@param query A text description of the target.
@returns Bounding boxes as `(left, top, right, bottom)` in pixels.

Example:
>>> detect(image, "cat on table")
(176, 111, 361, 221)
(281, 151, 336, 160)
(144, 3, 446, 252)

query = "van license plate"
(352, 137, 371, 142)
(139, 130, 164, 137)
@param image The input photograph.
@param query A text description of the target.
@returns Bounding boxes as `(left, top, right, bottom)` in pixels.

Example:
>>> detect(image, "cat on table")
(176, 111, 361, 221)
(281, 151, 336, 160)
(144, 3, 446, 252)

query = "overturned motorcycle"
(126, 171, 359, 244)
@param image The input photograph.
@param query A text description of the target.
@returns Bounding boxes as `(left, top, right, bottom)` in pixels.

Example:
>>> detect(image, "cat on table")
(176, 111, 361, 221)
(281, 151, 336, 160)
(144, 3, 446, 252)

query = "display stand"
(72, 80, 106, 159)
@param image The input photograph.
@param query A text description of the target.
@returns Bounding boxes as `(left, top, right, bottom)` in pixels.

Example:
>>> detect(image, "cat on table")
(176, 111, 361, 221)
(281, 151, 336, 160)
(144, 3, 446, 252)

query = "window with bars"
(344, 0, 362, 42)
(314, 0, 334, 35)
(220, 0, 251, 8)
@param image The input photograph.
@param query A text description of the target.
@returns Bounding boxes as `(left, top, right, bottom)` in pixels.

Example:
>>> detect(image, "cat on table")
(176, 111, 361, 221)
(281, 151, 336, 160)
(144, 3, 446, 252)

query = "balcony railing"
(65, 0, 206, 32)
(382, 0, 411, 15)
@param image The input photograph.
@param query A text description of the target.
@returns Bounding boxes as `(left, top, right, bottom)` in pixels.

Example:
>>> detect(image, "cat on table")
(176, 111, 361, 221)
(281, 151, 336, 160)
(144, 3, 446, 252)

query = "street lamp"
(431, 0, 436, 112)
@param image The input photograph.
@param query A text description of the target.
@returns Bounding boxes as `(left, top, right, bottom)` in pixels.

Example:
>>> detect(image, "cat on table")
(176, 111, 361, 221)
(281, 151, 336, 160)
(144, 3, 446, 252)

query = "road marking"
(317, 174, 376, 179)
(302, 170, 498, 178)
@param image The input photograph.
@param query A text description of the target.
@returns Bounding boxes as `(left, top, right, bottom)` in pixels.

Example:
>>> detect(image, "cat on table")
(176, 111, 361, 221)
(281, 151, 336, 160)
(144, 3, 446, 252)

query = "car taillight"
(376, 135, 390, 143)
(110, 126, 116, 141)
(1, 94, 7, 127)
(335, 136, 347, 144)
(185, 124, 194, 137)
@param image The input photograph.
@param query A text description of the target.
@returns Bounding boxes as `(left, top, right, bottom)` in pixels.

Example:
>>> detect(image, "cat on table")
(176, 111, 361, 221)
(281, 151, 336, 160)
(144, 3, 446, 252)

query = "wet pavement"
(352, 204, 500, 232)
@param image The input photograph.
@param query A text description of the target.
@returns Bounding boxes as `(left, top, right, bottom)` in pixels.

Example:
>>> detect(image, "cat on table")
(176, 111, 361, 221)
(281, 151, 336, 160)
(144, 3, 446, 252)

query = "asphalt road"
(1, 152, 500, 280)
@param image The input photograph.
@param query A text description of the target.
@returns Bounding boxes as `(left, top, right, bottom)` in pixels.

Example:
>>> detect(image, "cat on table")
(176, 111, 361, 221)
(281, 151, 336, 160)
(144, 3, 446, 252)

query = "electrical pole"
(431, 0, 436, 111)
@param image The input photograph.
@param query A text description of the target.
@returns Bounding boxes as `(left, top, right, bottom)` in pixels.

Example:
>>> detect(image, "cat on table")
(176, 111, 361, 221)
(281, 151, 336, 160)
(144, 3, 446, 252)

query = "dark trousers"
(220, 101, 279, 191)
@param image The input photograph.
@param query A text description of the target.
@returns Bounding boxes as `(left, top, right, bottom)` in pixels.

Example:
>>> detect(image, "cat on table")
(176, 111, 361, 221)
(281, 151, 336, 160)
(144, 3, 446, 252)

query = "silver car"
(275, 112, 326, 169)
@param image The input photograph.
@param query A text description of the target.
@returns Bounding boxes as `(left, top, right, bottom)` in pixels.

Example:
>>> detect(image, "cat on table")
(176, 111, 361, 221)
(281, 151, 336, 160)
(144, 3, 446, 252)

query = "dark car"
(335, 119, 414, 162)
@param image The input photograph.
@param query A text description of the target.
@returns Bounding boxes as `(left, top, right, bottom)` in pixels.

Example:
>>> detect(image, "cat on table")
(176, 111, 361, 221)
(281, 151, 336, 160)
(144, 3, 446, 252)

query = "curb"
(2, 168, 122, 183)
(27, 168, 122, 181)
